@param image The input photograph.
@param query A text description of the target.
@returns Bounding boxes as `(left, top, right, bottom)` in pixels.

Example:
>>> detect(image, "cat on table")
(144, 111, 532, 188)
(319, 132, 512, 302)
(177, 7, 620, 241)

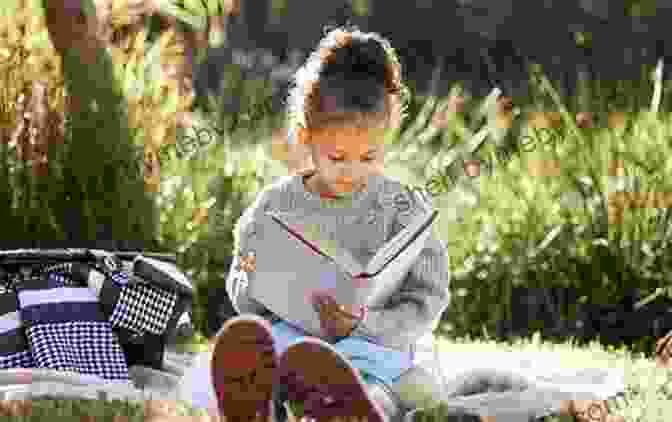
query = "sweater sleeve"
(351, 186, 451, 350)
(225, 189, 272, 316)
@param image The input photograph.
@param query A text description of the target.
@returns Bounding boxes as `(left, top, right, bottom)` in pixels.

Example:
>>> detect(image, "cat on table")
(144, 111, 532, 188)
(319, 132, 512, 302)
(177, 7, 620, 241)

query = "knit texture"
(225, 169, 451, 352)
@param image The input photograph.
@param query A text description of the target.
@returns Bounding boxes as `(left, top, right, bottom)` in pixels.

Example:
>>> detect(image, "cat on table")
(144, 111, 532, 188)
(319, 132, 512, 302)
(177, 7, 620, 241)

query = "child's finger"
(335, 304, 362, 320)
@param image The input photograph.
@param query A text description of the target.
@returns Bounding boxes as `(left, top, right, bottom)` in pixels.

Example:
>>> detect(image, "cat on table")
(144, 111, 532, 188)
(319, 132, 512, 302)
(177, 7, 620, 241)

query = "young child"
(177, 25, 625, 422)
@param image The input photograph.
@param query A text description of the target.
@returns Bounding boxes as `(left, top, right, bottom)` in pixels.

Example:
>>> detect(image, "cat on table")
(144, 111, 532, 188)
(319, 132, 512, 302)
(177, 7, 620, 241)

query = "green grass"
(430, 331, 672, 422)
(15, 329, 658, 422)
(0, 398, 148, 421)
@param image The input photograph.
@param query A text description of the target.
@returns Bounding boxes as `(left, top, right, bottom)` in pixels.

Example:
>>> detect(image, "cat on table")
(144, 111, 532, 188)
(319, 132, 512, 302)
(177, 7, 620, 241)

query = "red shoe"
(276, 337, 386, 422)
(210, 315, 278, 422)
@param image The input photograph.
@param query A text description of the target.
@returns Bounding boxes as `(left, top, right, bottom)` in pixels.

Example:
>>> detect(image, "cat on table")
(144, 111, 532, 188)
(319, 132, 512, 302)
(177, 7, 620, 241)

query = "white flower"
(592, 238, 609, 247)
(463, 256, 475, 270)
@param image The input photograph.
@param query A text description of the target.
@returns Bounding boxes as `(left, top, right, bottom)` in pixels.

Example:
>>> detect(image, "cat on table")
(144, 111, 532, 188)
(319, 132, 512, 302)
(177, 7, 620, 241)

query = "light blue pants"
(271, 320, 414, 385)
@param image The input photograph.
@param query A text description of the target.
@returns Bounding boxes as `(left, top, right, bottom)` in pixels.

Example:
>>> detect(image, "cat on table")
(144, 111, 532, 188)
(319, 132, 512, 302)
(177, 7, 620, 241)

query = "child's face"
(301, 124, 385, 194)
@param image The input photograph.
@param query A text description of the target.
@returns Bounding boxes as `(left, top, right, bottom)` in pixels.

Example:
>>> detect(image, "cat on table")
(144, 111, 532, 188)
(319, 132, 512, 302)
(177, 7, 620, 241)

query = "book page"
(360, 225, 434, 307)
(366, 209, 437, 274)
(267, 211, 364, 276)
(249, 213, 359, 336)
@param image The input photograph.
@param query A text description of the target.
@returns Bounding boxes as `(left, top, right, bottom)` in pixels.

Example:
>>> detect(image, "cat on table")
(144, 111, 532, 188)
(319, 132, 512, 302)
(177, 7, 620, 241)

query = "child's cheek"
(319, 144, 339, 156)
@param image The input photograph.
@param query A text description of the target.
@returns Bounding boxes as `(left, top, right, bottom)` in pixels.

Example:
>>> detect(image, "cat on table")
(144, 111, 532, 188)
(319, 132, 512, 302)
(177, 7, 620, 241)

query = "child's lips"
(334, 180, 363, 193)
(335, 183, 354, 192)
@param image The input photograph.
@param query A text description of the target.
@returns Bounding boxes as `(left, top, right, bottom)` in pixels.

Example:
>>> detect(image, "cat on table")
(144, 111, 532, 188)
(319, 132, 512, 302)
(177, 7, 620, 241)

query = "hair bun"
(319, 75, 386, 112)
(321, 38, 387, 83)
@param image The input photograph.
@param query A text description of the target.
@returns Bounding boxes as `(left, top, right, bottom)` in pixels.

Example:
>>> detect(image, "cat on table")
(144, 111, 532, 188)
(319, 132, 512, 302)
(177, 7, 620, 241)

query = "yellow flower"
(608, 160, 626, 177)
(607, 111, 628, 130)
(494, 113, 513, 130)
(191, 207, 209, 227)
(527, 158, 561, 177)
(271, 137, 290, 162)
(528, 111, 562, 130)
(493, 97, 514, 130)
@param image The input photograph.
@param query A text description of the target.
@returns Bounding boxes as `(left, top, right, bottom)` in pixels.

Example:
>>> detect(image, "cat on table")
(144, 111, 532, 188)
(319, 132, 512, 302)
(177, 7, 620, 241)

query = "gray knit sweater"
(225, 169, 451, 353)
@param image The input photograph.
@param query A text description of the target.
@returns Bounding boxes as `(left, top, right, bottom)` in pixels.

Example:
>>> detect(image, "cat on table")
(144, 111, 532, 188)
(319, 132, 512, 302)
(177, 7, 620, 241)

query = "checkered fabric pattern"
(26, 322, 129, 381)
(0, 350, 35, 369)
(108, 282, 178, 336)
(0, 291, 35, 370)
(17, 273, 130, 382)
(108, 269, 131, 287)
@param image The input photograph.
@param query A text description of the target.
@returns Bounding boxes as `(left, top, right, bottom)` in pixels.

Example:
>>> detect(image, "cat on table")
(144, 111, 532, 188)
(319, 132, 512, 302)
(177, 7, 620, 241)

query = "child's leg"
(392, 365, 625, 422)
(276, 338, 496, 422)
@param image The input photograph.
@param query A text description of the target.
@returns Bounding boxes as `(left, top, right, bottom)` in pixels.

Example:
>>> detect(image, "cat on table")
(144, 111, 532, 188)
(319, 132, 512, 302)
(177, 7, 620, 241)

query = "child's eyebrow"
(330, 148, 378, 155)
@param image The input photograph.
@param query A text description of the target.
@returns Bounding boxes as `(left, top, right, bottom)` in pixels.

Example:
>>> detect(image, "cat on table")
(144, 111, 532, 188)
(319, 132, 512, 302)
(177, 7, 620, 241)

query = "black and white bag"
(15, 273, 130, 382)
(92, 253, 194, 371)
(0, 250, 195, 374)
(0, 286, 35, 370)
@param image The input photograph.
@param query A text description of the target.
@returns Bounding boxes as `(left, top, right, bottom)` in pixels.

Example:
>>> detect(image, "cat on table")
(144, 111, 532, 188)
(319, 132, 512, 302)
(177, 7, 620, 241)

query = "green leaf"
(205, 0, 223, 16)
(155, 0, 208, 31)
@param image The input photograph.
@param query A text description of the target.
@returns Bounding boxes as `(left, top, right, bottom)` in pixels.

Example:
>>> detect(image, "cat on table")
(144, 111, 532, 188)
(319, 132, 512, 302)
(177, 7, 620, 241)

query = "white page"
(267, 211, 365, 277)
(366, 209, 438, 275)
(360, 225, 434, 307)
(248, 213, 359, 336)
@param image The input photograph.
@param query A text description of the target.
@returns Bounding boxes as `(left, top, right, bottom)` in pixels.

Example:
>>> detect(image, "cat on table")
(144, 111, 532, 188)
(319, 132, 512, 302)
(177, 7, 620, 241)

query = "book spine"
(271, 217, 329, 259)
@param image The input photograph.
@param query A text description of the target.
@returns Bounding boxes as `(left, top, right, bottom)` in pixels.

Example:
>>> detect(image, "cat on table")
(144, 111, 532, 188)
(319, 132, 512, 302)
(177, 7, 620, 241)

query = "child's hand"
(311, 292, 363, 340)
(235, 252, 256, 273)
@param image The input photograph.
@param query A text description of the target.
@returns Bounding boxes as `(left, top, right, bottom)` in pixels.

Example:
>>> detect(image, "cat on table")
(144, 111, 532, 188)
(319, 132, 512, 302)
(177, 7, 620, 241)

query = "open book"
(247, 208, 438, 336)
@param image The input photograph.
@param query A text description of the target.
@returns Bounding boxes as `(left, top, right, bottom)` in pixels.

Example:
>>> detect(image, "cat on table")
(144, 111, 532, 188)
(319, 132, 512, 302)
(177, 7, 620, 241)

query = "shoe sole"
(277, 337, 385, 422)
(210, 315, 278, 422)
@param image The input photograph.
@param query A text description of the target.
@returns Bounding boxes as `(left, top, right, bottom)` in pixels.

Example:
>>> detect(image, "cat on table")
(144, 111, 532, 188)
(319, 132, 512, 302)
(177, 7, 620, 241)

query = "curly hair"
(285, 23, 409, 140)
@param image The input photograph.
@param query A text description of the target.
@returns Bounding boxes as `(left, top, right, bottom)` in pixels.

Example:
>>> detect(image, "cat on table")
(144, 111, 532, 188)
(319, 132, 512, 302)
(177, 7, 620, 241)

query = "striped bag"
(35, 253, 193, 372)
(16, 273, 130, 382)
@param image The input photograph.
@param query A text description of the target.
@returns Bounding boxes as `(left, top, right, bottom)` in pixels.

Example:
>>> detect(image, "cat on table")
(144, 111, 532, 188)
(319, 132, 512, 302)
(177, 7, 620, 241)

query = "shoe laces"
(303, 385, 367, 419)
(280, 372, 368, 420)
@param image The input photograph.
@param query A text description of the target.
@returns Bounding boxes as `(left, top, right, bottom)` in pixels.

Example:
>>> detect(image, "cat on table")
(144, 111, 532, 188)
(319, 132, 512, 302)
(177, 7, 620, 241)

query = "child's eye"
(328, 156, 374, 162)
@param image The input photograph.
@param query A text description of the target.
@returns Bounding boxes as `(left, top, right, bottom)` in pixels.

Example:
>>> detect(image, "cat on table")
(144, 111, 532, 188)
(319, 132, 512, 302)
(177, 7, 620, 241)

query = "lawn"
(2, 330, 670, 422)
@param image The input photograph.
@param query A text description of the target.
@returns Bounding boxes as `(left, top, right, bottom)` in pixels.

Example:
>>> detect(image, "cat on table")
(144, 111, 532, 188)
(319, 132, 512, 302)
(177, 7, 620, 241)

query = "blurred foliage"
(406, 69, 672, 356)
(0, 0, 157, 245)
